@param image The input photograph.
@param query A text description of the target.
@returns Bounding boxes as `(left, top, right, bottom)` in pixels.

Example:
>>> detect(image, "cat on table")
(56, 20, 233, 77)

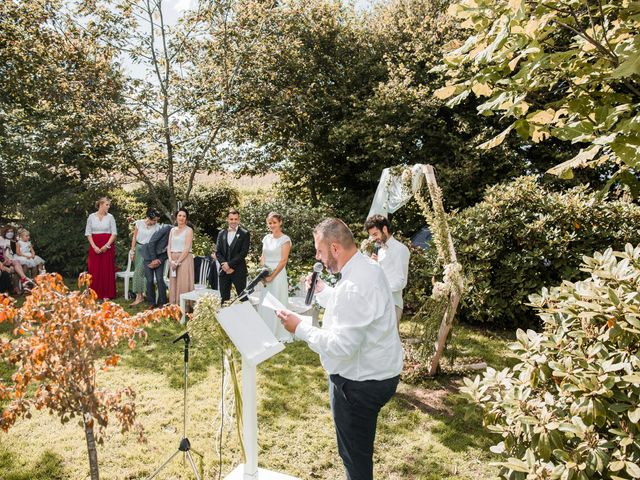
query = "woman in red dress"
(85, 197, 117, 299)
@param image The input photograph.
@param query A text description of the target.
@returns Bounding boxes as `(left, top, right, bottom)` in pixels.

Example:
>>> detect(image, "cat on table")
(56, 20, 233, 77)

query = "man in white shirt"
(277, 218, 403, 480)
(364, 214, 410, 327)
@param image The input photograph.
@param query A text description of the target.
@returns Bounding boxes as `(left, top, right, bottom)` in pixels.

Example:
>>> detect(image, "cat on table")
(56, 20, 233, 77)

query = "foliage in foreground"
(445, 176, 640, 327)
(0, 274, 181, 480)
(462, 244, 640, 480)
(439, 0, 640, 194)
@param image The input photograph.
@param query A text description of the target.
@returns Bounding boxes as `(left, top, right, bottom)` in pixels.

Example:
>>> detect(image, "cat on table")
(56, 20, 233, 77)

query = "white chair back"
(196, 257, 211, 286)
(162, 259, 170, 286)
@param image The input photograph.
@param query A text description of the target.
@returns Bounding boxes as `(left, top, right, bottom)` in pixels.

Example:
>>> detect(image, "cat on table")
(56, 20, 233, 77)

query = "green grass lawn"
(0, 293, 513, 479)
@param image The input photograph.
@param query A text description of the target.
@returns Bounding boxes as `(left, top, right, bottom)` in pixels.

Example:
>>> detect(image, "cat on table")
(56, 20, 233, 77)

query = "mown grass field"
(0, 293, 514, 480)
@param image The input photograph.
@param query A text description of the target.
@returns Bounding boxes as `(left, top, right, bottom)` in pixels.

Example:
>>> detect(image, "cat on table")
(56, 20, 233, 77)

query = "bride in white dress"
(258, 212, 293, 343)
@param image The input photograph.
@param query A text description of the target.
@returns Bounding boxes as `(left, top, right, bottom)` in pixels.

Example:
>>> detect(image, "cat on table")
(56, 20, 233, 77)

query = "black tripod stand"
(147, 332, 203, 479)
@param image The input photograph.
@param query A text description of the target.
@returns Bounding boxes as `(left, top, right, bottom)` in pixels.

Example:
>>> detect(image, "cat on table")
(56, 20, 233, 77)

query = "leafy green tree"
(438, 0, 640, 195)
(77, 0, 269, 218)
(0, 0, 133, 216)
(219, 0, 582, 217)
(222, 0, 386, 212)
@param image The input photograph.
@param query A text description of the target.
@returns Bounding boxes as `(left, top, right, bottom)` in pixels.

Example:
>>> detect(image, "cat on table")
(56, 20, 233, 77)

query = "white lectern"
(216, 302, 300, 480)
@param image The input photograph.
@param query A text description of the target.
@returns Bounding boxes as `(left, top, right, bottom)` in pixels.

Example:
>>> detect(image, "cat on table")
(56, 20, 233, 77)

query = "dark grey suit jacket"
(140, 225, 172, 264)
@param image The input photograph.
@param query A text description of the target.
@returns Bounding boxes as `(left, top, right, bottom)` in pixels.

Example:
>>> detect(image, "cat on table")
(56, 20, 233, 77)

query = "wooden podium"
(216, 302, 300, 480)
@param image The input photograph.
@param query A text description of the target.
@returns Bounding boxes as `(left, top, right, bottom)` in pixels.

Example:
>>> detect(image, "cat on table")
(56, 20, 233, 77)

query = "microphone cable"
(218, 346, 224, 480)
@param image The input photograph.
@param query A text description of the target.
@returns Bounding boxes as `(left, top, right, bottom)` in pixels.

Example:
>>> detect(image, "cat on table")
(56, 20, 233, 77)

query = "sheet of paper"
(261, 292, 313, 326)
(261, 291, 287, 311)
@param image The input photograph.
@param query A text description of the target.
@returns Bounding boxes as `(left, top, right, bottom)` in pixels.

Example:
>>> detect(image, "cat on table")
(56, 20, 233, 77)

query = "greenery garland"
(189, 294, 245, 462)
(407, 167, 465, 373)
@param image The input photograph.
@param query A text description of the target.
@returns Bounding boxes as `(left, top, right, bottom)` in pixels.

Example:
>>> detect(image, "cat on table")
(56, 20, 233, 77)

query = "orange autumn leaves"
(0, 273, 181, 441)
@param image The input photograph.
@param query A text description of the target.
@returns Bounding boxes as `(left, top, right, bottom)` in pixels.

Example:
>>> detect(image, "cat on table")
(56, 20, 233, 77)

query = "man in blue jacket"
(141, 222, 172, 308)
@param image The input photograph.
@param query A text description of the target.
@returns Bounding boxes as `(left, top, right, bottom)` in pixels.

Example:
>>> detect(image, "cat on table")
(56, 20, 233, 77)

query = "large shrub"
(184, 183, 241, 239)
(240, 196, 333, 287)
(447, 177, 640, 327)
(462, 245, 640, 480)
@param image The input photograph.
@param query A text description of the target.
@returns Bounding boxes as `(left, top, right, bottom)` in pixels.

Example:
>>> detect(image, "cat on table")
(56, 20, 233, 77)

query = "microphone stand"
(146, 332, 203, 479)
(232, 269, 269, 305)
(231, 284, 257, 305)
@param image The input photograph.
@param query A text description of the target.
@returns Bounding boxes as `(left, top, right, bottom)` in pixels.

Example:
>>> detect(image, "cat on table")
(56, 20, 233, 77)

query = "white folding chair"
(179, 257, 218, 324)
(162, 259, 170, 287)
(195, 256, 211, 289)
(115, 253, 134, 299)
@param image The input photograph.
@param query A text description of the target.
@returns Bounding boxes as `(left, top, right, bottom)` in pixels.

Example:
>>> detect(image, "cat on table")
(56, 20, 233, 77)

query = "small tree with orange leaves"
(0, 273, 181, 480)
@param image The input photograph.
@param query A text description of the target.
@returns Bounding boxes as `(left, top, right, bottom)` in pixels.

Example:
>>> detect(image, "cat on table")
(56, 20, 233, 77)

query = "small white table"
(179, 288, 220, 324)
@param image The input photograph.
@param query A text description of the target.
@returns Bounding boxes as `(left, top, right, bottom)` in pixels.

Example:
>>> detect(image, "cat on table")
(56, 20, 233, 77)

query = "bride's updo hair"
(266, 212, 283, 223)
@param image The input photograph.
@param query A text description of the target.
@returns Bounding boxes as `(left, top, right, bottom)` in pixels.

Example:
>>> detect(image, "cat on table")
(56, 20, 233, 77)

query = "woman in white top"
(129, 208, 162, 306)
(258, 212, 293, 342)
(85, 197, 118, 299)
(168, 208, 194, 305)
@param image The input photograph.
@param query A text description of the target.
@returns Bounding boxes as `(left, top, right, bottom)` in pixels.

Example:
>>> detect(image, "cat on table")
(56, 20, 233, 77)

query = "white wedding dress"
(258, 234, 293, 342)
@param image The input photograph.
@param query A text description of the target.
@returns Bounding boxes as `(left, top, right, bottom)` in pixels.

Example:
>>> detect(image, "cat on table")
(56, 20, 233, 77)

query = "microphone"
(240, 267, 271, 298)
(305, 262, 324, 306)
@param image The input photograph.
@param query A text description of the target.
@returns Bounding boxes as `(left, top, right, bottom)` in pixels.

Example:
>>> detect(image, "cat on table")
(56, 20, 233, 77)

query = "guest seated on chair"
(0, 248, 14, 294)
(14, 228, 46, 273)
(0, 225, 33, 290)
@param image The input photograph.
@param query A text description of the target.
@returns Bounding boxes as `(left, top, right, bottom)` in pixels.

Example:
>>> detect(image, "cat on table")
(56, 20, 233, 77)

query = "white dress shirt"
(227, 228, 236, 246)
(295, 251, 403, 381)
(377, 235, 410, 309)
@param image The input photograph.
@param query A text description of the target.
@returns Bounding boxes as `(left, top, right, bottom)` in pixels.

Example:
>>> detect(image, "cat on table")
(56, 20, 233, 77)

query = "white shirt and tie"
(294, 251, 403, 382)
(226, 228, 236, 246)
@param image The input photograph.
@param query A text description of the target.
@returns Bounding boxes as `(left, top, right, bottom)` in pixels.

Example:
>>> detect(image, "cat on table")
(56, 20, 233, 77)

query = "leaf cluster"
(462, 244, 640, 479)
(0, 0, 134, 213)
(440, 0, 640, 193)
(0, 273, 181, 442)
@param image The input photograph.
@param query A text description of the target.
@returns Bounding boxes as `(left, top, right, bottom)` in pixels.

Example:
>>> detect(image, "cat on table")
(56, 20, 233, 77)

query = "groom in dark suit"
(216, 208, 250, 302)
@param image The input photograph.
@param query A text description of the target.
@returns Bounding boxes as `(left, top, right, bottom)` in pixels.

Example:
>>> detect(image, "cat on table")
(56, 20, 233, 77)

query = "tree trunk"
(83, 414, 100, 480)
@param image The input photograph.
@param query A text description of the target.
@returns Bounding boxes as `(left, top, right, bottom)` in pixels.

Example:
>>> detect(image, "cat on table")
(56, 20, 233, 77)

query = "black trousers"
(329, 374, 400, 480)
(0, 271, 11, 294)
(218, 270, 247, 302)
(144, 261, 167, 307)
